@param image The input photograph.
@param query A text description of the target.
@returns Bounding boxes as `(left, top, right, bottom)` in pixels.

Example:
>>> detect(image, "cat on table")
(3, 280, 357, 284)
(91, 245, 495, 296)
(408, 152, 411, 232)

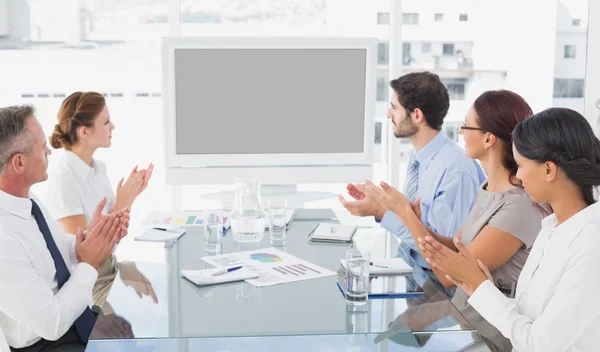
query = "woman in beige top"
(366, 90, 546, 351)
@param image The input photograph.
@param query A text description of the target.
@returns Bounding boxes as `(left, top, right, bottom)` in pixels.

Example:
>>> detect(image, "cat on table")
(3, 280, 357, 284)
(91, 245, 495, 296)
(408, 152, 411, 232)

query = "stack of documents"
(134, 226, 186, 242)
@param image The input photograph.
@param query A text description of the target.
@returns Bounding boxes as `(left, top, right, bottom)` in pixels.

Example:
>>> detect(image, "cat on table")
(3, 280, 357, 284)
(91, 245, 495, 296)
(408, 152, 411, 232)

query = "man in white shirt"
(0, 105, 130, 352)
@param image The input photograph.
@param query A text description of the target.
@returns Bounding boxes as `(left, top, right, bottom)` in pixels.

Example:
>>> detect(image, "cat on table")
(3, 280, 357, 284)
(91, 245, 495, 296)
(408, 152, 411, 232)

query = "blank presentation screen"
(174, 48, 367, 155)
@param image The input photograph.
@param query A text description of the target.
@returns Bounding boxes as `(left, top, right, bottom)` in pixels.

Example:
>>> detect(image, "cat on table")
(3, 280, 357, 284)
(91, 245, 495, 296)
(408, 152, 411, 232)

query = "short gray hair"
(0, 105, 36, 173)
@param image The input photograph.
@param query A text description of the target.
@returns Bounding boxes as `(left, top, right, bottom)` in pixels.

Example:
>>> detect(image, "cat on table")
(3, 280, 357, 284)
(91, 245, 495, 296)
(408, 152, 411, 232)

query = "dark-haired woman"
(44, 92, 155, 305)
(366, 90, 546, 351)
(394, 108, 600, 351)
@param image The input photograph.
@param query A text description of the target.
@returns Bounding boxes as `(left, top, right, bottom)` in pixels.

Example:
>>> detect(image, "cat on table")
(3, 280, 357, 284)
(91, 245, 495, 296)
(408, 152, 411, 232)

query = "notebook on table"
(134, 226, 186, 242)
(309, 223, 357, 243)
(181, 268, 258, 286)
(340, 257, 413, 277)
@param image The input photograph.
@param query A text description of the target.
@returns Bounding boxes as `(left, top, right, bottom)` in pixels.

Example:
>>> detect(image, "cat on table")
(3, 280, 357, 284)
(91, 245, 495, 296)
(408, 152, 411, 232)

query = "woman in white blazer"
(366, 107, 600, 352)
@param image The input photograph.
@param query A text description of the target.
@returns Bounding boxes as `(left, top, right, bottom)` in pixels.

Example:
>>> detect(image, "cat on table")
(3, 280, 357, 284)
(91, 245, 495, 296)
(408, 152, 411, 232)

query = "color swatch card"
(142, 211, 230, 229)
(201, 247, 336, 287)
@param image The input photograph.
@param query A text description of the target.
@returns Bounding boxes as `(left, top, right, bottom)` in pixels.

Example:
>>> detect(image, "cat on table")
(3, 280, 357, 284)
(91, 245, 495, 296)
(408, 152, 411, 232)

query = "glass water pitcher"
(230, 173, 266, 243)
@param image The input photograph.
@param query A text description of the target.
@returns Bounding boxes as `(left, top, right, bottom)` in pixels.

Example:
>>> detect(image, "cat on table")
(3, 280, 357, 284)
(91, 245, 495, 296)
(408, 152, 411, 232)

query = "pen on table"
(336, 281, 347, 298)
(370, 262, 390, 268)
(212, 266, 243, 276)
(370, 291, 425, 299)
(153, 227, 180, 233)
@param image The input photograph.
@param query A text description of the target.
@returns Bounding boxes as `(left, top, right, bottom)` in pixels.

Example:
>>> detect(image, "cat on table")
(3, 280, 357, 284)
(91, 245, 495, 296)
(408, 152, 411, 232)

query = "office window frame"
(459, 14, 469, 22)
(434, 13, 443, 22)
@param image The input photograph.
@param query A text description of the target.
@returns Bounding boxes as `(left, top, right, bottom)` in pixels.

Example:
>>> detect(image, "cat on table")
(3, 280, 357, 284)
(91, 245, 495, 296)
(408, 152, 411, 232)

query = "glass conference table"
(86, 209, 493, 352)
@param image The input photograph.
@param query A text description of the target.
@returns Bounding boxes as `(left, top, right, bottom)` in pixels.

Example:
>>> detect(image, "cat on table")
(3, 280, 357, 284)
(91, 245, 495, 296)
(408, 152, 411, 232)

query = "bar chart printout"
(201, 248, 336, 287)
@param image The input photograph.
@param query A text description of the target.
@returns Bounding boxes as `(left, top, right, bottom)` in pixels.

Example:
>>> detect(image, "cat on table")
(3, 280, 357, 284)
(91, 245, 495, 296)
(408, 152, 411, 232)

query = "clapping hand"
(338, 183, 386, 218)
(76, 214, 121, 269)
(88, 197, 130, 242)
(363, 180, 413, 218)
(115, 163, 154, 211)
(418, 236, 492, 296)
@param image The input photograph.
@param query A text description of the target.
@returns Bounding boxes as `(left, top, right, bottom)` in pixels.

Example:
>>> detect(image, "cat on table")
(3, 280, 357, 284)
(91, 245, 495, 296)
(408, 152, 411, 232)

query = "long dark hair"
(473, 90, 533, 185)
(512, 108, 600, 205)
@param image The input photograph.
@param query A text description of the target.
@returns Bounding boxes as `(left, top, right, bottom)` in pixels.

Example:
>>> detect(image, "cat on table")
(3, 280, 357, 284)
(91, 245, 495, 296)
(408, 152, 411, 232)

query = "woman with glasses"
(366, 90, 546, 351)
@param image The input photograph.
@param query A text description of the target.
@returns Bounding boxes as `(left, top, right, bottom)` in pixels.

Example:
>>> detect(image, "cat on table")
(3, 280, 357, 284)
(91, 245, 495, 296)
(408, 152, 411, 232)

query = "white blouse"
(468, 201, 600, 352)
(45, 150, 116, 223)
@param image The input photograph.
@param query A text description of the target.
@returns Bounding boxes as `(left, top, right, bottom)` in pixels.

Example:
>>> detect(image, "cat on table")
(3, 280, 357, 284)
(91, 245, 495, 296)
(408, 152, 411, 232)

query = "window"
(375, 122, 382, 144)
(564, 44, 576, 58)
(443, 43, 455, 56)
(572, 19, 581, 26)
(422, 42, 432, 53)
(444, 121, 462, 142)
(378, 42, 389, 65)
(553, 79, 584, 98)
(402, 42, 412, 65)
(434, 13, 444, 22)
(441, 78, 467, 100)
(459, 14, 468, 22)
(377, 75, 389, 101)
(403, 13, 419, 25)
(377, 12, 390, 25)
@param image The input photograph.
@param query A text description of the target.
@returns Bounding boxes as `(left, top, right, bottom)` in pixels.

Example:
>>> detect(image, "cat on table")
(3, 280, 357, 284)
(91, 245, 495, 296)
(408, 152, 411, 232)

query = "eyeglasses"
(460, 121, 485, 132)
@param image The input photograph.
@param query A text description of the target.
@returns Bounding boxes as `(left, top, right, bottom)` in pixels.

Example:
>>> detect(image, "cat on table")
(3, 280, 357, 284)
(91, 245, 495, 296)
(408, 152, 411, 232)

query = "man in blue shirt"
(340, 72, 485, 269)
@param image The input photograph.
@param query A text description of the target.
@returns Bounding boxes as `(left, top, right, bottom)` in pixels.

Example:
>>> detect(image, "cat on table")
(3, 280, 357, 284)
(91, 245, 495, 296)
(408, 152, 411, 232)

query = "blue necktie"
(397, 156, 420, 265)
(30, 199, 96, 343)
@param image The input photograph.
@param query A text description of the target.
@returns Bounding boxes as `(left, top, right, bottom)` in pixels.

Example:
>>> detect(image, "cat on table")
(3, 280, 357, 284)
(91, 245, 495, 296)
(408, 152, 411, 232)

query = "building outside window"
(553, 79, 584, 98)
(377, 12, 390, 25)
(378, 42, 389, 65)
(403, 13, 419, 25)
(564, 44, 576, 58)
(441, 78, 467, 100)
(443, 43, 455, 56)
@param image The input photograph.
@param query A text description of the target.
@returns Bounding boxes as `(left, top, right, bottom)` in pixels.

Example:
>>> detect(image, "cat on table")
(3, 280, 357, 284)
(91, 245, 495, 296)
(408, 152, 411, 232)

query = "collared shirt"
(0, 190, 98, 348)
(469, 201, 600, 352)
(381, 131, 485, 268)
(45, 150, 115, 222)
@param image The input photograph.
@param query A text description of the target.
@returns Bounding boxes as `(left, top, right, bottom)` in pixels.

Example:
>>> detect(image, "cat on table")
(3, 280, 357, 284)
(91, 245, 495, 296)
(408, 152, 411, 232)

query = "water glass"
(345, 249, 370, 306)
(268, 200, 287, 243)
(204, 209, 224, 252)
